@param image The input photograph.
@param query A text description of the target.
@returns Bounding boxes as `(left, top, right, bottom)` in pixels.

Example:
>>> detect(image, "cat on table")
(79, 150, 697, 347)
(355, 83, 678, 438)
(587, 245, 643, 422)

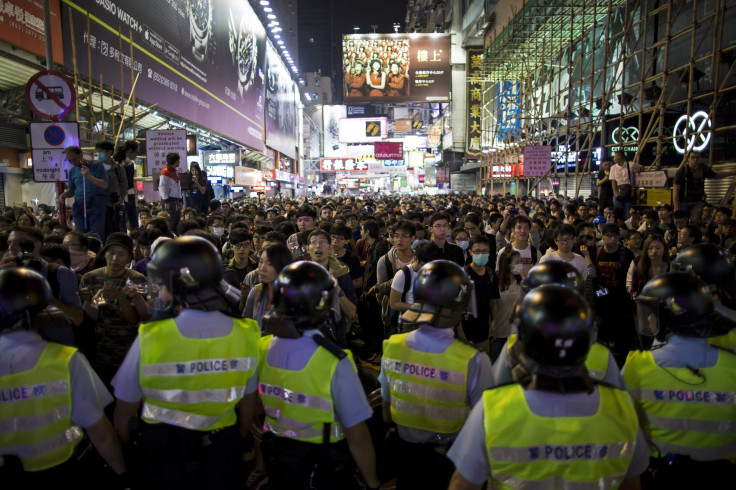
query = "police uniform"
(379, 326, 493, 490)
(492, 334, 626, 388)
(448, 385, 650, 487)
(623, 336, 736, 466)
(0, 330, 113, 484)
(112, 309, 260, 489)
(258, 329, 373, 489)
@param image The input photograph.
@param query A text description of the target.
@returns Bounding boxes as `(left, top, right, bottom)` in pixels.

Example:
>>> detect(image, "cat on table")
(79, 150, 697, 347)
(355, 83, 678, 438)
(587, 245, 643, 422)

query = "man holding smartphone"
(61, 145, 108, 241)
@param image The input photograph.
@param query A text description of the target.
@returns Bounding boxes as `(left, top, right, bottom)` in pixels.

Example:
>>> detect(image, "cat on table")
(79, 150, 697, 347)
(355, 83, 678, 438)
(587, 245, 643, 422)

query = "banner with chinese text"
(466, 48, 483, 159)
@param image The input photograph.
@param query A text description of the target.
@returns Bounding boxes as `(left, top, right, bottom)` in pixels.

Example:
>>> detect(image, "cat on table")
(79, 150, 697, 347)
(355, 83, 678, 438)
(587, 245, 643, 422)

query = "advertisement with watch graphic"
(265, 41, 298, 159)
(61, 0, 266, 150)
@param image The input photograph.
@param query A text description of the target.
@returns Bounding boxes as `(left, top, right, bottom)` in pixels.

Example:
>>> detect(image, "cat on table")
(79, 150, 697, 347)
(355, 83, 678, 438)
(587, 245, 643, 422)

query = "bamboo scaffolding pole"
(68, 7, 80, 125)
(99, 75, 105, 139)
(86, 13, 96, 146)
(112, 72, 141, 146)
(130, 29, 137, 142)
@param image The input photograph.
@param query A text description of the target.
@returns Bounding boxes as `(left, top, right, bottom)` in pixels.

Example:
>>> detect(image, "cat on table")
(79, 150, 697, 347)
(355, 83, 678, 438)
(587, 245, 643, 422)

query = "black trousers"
(131, 422, 241, 490)
(395, 438, 455, 490)
(260, 432, 357, 490)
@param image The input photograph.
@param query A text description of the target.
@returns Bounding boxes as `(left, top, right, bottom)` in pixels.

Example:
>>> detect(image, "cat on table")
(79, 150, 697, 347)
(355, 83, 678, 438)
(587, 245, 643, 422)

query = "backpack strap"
(400, 265, 412, 302)
(313, 334, 347, 360)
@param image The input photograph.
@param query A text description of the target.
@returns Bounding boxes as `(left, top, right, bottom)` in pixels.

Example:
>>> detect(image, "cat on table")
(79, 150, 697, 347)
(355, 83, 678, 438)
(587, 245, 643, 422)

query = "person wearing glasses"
(428, 212, 464, 267)
(222, 227, 257, 289)
(539, 224, 590, 279)
(307, 229, 357, 346)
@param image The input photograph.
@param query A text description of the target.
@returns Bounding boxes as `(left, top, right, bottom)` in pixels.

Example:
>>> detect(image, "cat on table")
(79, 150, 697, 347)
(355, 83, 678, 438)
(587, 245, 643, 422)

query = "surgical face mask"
(212, 226, 225, 237)
(97, 152, 107, 162)
(472, 253, 489, 266)
(457, 240, 469, 250)
(103, 163, 112, 171)
(511, 264, 524, 275)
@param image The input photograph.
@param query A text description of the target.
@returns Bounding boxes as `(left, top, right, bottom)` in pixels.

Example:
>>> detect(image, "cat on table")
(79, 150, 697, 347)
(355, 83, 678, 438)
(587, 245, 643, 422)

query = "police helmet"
(636, 272, 735, 339)
(402, 260, 473, 329)
(522, 261, 584, 295)
(147, 236, 223, 300)
(517, 285, 594, 367)
(0, 268, 52, 331)
(272, 261, 336, 326)
(673, 244, 736, 309)
(592, 216, 606, 225)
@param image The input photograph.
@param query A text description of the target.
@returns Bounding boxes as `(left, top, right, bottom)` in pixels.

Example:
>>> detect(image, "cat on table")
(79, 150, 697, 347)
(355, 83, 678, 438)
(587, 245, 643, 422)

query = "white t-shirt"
(391, 266, 418, 305)
(610, 161, 642, 186)
(496, 244, 538, 278)
(539, 251, 588, 279)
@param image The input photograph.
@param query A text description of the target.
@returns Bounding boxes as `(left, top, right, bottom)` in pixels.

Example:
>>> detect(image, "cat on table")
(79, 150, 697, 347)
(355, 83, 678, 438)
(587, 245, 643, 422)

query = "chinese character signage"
(342, 33, 451, 103)
(466, 48, 483, 159)
(523, 146, 552, 177)
(374, 142, 404, 160)
(319, 158, 370, 174)
(146, 130, 187, 176)
(1, 0, 63, 64)
(498, 82, 521, 142)
(62, 0, 267, 150)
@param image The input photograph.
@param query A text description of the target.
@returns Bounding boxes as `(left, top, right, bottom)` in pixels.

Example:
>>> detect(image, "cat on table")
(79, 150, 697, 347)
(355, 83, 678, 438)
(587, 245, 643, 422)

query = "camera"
(509, 208, 519, 216)
(13, 237, 43, 272)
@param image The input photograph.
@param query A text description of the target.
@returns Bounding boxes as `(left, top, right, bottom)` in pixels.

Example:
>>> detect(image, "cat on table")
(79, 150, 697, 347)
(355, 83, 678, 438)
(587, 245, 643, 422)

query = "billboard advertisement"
(265, 41, 298, 159)
(323, 105, 347, 157)
(374, 142, 404, 160)
(62, 0, 266, 150)
(319, 158, 370, 173)
(338, 117, 388, 143)
(1, 0, 63, 64)
(342, 33, 451, 103)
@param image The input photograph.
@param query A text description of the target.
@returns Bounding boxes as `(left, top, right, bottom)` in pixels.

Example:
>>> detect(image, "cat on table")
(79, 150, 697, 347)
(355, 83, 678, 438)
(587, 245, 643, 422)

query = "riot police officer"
(257, 261, 380, 489)
(673, 243, 736, 351)
(0, 268, 127, 486)
(112, 237, 260, 489)
(448, 285, 649, 490)
(492, 261, 625, 388)
(623, 272, 736, 486)
(379, 260, 494, 489)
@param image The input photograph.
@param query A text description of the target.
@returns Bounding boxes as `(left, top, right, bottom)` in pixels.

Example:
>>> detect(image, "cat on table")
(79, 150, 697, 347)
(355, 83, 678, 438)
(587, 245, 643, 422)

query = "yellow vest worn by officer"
(624, 349, 736, 462)
(139, 317, 260, 431)
(483, 384, 638, 489)
(709, 329, 736, 353)
(0, 343, 83, 471)
(383, 332, 477, 434)
(258, 334, 356, 443)
(507, 333, 610, 381)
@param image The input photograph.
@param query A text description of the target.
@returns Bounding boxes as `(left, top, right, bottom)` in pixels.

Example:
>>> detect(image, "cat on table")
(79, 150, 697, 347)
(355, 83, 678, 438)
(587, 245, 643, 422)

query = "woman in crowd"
(63, 231, 97, 278)
(490, 250, 523, 362)
(243, 242, 294, 330)
(628, 234, 670, 297)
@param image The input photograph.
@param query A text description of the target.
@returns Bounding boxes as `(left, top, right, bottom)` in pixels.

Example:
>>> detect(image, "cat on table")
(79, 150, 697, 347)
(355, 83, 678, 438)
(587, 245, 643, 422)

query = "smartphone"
(596, 288, 609, 297)
(509, 208, 519, 216)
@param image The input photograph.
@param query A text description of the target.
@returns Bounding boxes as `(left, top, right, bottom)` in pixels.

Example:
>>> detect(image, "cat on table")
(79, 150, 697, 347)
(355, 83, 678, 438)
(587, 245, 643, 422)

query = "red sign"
(1, 0, 63, 64)
(374, 142, 404, 160)
(265, 169, 292, 182)
(25, 70, 76, 121)
(251, 185, 271, 191)
(319, 158, 370, 173)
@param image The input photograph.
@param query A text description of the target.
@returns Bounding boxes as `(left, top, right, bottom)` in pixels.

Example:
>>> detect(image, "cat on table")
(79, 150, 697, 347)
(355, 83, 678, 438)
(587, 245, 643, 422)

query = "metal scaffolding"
(473, 0, 736, 198)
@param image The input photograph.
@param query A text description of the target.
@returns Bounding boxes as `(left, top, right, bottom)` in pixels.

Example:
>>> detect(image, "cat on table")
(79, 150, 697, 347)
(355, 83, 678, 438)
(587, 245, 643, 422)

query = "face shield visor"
(635, 294, 663, 338)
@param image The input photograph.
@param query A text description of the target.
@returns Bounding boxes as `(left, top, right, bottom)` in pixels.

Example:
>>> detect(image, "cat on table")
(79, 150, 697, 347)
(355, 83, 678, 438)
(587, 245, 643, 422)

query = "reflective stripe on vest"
(258, 335, 350, 444)
(382, 333, 476, 434)
(484, 384, 638, 490)
(0, 343, 80, 471)
(623, 349, 736, 462)
(507, 334, 610, 381)
(139, 317, 260, 431)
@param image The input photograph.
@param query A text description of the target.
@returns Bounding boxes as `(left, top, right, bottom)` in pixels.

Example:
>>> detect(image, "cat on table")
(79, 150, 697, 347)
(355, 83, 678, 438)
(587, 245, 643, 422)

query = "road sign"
(29, 122, 80, 182)
(24, 70, 77, 121)
(637, 171, 668, 188)
(637, 188, 672, 207)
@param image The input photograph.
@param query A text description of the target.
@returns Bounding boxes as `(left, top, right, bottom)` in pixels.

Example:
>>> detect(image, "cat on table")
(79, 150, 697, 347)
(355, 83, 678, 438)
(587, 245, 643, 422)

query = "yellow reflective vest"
(709, 330, 736, 353)
(0, 343, 83, 471)
(258, 334, 355, 444)
(139, 317, 260, 431)
(624, 349, 736, 462)
(484, 384, 638, 490)
(382, 332, 477, 434)
(507, 334, 610, 380)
